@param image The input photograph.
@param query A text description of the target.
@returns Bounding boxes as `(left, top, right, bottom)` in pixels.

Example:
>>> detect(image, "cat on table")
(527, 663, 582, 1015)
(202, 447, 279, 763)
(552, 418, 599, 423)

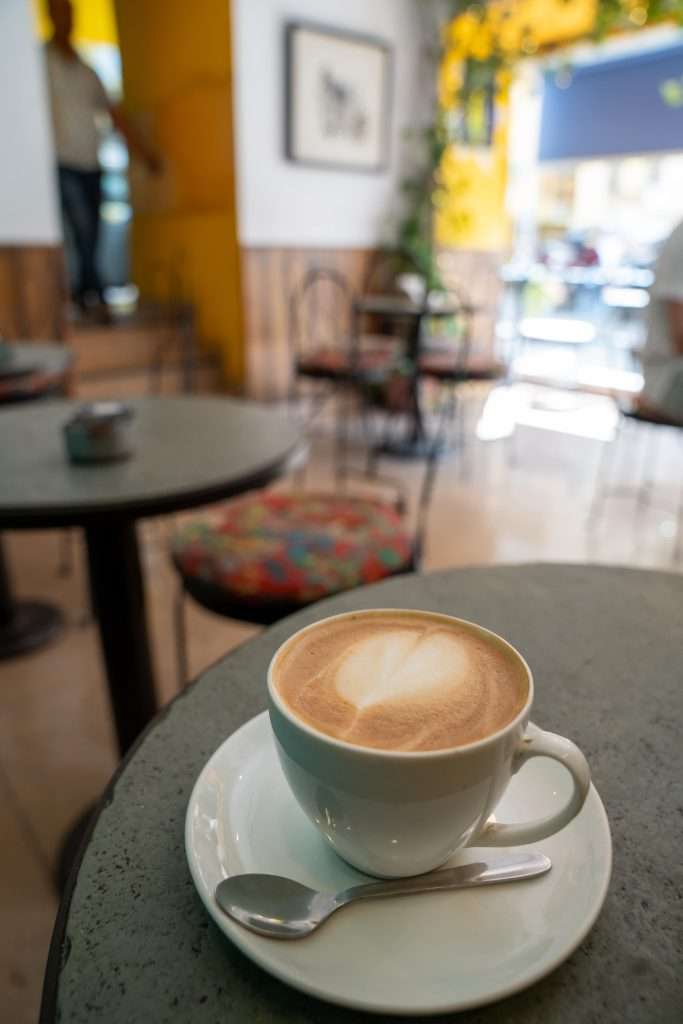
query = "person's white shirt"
(642, 220, 683, 406)
(44, 41, 109, 171)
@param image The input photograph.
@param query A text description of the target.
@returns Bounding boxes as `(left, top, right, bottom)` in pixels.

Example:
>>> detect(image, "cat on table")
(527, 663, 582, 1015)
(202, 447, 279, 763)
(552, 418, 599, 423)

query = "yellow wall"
(115, 0, 243, 388)
(32, 0, 118, 44)
(438, 0, 598, 252)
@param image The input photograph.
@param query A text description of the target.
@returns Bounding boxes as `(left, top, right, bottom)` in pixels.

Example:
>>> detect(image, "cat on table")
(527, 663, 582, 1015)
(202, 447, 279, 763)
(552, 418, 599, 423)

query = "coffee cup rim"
(267, 608, 534, 759)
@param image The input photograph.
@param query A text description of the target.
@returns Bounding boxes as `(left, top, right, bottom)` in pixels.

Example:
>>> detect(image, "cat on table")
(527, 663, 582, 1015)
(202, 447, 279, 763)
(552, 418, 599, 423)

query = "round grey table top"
(0, 396, 302, 527)
(42, 565, 683, 1023)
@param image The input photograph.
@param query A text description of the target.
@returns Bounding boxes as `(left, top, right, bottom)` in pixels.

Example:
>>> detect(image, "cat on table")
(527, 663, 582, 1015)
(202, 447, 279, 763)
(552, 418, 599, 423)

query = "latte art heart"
(335, 630, 470, 710)
(273, 611, 528, 752)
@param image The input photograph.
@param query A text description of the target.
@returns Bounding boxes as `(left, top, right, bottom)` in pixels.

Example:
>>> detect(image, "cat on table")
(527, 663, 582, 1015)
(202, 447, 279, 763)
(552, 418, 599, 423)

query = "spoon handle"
(336, 852, 551, 906)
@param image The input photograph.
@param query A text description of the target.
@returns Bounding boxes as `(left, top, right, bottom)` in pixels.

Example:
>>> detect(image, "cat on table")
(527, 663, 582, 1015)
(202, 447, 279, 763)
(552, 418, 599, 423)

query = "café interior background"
(2, 0, 683, 1021)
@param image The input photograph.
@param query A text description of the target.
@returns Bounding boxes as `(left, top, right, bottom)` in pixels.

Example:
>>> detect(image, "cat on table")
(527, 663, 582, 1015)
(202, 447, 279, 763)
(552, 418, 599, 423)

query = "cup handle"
(472, 723, 591, 847)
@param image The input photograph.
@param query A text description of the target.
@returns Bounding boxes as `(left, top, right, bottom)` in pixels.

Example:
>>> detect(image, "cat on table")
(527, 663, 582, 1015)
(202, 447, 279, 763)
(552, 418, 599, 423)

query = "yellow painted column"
(114, 0, 244, 389)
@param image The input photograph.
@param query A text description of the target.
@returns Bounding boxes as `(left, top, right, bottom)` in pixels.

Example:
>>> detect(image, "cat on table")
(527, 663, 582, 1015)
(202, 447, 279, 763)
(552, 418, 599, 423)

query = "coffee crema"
(272, 611, 528, 752)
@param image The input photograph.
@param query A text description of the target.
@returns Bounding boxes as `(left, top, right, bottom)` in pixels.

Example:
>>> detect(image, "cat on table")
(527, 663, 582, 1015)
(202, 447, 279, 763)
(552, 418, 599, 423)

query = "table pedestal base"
(0, 600, 63, 659)
(85, 521, 158, 754)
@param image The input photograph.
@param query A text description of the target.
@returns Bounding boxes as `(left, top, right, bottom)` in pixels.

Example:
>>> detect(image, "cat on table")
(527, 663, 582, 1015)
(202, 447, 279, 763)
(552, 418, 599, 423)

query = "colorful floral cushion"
(171, 492, 414, 606)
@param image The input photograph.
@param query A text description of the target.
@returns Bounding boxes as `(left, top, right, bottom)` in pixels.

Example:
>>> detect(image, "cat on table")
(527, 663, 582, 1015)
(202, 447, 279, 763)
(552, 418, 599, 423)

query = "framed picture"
(285, 22, 392, 173)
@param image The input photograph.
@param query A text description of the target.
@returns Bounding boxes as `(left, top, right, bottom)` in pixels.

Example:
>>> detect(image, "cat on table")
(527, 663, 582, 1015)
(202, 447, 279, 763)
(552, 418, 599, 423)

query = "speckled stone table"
(41, 565, 683, 1023)
(0, 396, 301, 752)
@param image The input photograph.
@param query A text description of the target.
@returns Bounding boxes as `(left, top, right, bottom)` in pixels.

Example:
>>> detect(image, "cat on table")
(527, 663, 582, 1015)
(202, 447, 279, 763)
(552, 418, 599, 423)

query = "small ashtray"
(63, 401, 135, 464)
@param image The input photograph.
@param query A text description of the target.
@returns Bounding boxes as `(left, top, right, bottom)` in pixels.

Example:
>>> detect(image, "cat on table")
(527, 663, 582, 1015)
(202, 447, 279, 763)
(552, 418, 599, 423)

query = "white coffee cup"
(267, 610, 591, 877)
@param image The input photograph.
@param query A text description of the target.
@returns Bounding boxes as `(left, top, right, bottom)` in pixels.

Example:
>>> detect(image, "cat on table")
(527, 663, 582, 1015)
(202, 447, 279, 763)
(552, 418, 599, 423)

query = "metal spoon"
(215, 851, 551, 939)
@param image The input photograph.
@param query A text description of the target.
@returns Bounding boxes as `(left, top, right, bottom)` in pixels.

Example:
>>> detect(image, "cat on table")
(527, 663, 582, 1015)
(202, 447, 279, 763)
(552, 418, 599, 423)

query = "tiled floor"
(1, 386, 681, 1022)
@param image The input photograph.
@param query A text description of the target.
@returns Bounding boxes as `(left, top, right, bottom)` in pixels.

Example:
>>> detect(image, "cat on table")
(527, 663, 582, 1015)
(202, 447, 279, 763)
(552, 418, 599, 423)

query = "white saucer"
(185, 712, 612, 1016)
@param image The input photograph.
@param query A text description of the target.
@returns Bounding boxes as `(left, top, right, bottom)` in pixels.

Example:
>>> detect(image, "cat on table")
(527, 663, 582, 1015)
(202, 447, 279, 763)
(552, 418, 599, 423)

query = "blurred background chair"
(419, 282, 505, 385)
(417, 287, 506, 465)
(589, 403, 683, 562)
(288, 266, 395, 410)
(288, 264, 408, 476)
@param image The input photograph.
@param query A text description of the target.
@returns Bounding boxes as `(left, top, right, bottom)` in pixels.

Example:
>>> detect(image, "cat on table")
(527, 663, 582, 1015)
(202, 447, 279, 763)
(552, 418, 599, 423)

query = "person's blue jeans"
(58, 165, 102, 306)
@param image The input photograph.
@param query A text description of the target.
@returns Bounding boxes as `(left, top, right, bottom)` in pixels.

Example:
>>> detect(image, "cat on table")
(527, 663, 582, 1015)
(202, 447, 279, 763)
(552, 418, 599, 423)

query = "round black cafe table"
(0, 342, 74, 657)
(41, 565, 682, 1023)
(0, 396, 301, 754)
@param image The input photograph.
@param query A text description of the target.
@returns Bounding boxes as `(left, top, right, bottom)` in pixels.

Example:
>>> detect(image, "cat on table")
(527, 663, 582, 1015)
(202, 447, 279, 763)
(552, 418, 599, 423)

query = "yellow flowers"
(470, 25, 494, 62)
(438, 51, 464, 108)
(448, 11, 481, 57)
(446, 4, 520, 63)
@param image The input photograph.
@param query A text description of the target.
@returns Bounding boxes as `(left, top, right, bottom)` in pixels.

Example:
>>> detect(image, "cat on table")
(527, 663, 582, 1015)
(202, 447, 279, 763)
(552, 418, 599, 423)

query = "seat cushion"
(296, 348, 350, 379)
(296, 341, 397, 381)
(171, 492, 414, 611)
(419, 351, 506, 381)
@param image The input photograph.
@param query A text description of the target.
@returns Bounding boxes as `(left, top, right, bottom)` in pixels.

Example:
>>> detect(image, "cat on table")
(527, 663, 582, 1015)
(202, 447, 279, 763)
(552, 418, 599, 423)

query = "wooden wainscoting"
(241, 245, 504, 401)
(0, 245, 66, 340)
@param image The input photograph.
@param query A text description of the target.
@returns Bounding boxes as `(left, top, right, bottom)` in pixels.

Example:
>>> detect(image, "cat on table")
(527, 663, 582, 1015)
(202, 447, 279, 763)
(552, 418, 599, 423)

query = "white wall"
(232, 0, 423, 248)
(0, 0, 60, 244)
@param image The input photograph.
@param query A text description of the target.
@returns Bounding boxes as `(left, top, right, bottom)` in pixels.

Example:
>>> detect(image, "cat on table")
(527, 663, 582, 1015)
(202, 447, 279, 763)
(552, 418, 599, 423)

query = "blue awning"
(539, 43, 683, 161)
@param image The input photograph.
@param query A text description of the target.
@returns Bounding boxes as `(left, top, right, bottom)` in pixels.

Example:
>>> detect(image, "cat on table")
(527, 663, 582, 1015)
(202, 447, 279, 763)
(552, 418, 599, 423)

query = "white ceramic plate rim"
(185, 712, 612, 1016)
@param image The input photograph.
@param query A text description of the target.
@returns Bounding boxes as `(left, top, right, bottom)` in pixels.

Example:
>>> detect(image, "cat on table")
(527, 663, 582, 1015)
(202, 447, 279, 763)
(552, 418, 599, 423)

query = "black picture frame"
(284, 21, 393, 173)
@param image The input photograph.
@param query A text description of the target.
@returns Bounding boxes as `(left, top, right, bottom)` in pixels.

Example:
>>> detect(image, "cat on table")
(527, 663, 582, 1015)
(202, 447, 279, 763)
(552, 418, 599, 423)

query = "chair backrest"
(288, 266, 353, 363)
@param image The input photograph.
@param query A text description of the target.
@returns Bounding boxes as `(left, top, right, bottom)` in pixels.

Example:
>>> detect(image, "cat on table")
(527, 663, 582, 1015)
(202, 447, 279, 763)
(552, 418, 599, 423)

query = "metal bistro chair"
(419, 282, 504, 384)
(169, 401, 449, 685)
(289, 266, 400, 480)
(289, 266, 351, 397)
(417, 284, 506, 460)
(288, 266, 396, 411)
(589, 401, 683, 563)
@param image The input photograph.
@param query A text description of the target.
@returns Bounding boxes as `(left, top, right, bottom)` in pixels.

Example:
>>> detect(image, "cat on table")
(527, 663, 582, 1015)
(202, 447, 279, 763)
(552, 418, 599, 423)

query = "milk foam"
(274, 612, 528, 752)
(335, 630, 470, 709)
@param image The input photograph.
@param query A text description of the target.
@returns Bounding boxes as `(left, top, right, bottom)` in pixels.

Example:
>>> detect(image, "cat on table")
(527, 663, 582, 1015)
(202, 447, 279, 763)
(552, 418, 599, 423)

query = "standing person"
(44, 0, 159, 319)
(640, 219, 683, 424)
